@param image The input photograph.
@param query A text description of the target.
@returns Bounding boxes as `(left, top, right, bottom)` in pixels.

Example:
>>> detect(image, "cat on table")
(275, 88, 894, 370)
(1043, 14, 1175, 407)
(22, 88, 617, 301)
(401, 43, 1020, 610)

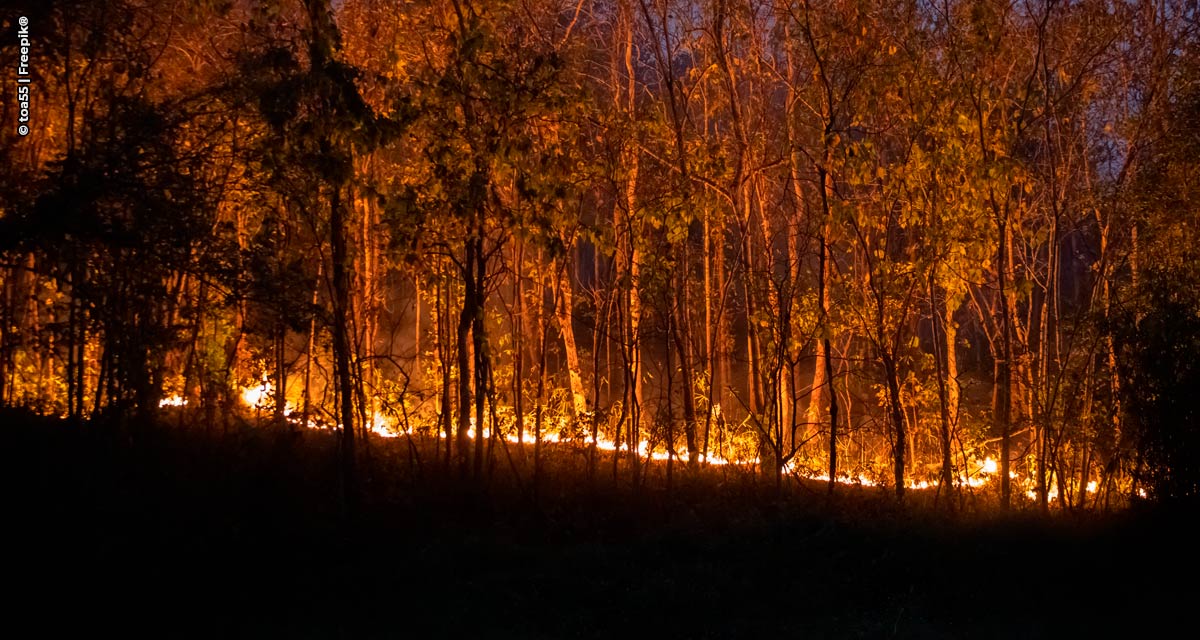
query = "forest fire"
(236, 382, 1017, 492)
(8, 2, 1200, 637)
(3, 0, 1195, 536)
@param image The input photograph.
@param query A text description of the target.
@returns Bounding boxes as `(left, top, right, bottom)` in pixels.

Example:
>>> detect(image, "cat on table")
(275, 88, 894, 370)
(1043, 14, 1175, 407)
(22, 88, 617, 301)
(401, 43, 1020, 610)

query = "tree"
(238, 0, 404, 508)
(1118, 36, 1200, 501)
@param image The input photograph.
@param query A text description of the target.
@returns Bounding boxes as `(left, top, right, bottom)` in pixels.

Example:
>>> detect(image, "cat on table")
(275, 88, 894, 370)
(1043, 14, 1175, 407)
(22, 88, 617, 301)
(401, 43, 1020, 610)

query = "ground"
(3, 409, 1196, 638)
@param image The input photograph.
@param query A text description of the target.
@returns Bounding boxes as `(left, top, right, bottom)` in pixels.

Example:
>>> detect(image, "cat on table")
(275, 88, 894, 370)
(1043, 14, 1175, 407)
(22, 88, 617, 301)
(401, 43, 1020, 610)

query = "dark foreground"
(4, 410, 1196, 638)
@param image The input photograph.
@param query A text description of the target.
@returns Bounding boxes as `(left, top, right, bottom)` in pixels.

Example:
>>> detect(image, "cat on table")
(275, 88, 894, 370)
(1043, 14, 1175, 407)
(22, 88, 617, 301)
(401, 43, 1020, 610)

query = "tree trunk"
(702, 208, 715, 461)
(472, 234, 487, 479)
(456, 238, 476, 476)
(555, 256, 588, 422)
(274, 324, 287, 424)
(534, 253, 551, 494)
(624, 100, 642, 484)
(817, 168, 839, 495)
(438, 270, 453, 470)
(883, 351, 906, 502)
(512, 242, 525, 456)
(302, 261, 321, 430)
(997, 213, 1013, 510)
(330, 183, 358, 511)
(930, 272, 956, 504)
(673, 243, 699, 466)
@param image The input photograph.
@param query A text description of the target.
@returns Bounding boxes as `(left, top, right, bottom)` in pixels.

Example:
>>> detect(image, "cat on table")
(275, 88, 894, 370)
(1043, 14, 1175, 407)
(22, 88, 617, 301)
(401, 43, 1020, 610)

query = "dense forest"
(3, 0, 1200, 514)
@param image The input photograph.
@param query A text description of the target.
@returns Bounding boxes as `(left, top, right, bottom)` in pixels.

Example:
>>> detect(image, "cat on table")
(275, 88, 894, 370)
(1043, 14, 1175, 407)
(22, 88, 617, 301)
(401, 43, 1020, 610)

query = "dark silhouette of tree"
(1117, 41, 1200, 501)
(234, 0, 407, 509)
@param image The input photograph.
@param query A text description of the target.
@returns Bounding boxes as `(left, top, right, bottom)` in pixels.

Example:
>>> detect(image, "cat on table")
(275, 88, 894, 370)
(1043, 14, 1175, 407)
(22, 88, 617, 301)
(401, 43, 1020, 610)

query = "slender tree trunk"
(353, 182, 379, 448)
(438, 270, 453, 470)
(534, 254, 551, 495)
(997, 213, 1013, 510)
(555, 256, 588, 422)
(330, 183, 358, 511)
(817, 168, 839, 494)
(740, 219, 764, 421)
(275, 324, 287, 423)
(673, 243, 699, 466)
(883, 351, 906, 502)
(945, 297, 960, 433)
(590, 272, 610, 478)
(702, 208, 715, 461)
(457, 238, 476, 476)
(665, 306, 675, 490)
(1098, 213, 1121, 494)
(716, 226, 730, 455)
(930, 271, 955, 503)
(302, 261, 321, 430)
(414, 274, 421, 388)
(472, 235, 487, 480)
(512, 242, 525, 455)
(628, 236, 642, 484)
(625, 153, 642, 482)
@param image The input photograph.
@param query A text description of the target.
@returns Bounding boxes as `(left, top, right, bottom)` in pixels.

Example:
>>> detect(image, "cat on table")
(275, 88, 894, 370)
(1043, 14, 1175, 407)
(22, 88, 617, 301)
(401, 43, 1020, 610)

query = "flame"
(963, 475, 988, 488)
(217, 385, 1081, 496)
(369, 412, 401, 438)
(1024, 479, 1100, 502)
(240, 380, 272, 408)
(159, 395, 187, 407)
(799, 472, 877, 487)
